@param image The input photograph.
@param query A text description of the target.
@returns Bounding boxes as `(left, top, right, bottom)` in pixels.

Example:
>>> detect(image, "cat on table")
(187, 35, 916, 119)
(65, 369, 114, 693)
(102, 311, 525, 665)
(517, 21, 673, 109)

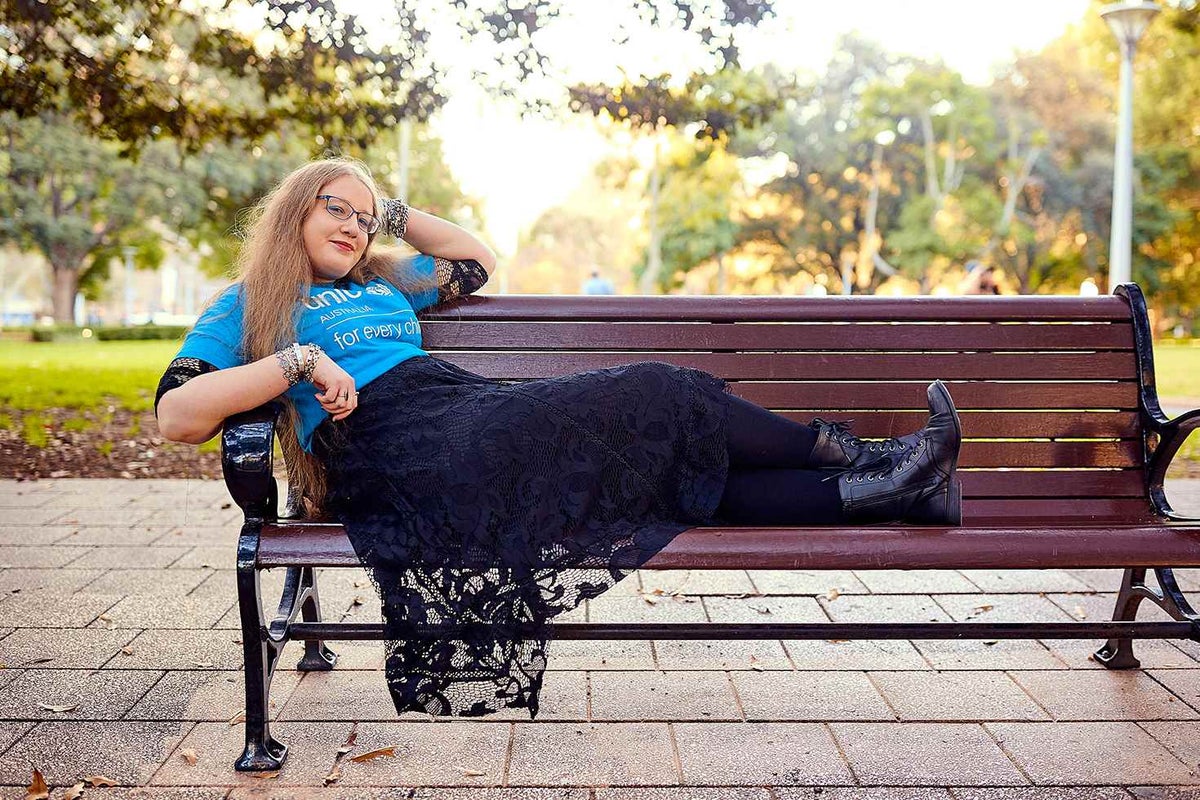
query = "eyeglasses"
(316, 194, 381, 235)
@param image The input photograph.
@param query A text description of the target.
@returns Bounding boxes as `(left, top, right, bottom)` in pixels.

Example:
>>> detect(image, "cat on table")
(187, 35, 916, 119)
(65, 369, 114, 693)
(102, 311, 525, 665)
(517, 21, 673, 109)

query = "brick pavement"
(1, 478, 1200, 797)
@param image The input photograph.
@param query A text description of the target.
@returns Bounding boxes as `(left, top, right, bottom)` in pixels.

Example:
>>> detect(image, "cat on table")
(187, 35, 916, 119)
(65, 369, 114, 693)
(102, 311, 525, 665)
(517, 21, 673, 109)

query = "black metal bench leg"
(295, 566, 338, 671)
(234, 533, 288, 772)
(1095, 567, 1149, 669)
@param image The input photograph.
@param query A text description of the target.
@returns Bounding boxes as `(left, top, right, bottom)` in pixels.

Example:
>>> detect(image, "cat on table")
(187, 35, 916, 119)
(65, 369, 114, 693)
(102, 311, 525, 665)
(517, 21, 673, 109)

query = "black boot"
(834, 380, 963, 525)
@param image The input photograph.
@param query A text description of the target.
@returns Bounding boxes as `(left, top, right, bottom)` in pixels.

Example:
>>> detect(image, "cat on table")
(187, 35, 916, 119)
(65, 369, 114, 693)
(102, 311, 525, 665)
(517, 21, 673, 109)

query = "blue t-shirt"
(175, 256, 440, 452)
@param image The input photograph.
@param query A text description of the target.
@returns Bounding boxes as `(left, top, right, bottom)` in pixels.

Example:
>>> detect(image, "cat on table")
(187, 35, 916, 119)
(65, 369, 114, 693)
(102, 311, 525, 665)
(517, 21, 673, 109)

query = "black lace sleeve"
(433, 257, 489, 303)
(154, 357, 219, 416)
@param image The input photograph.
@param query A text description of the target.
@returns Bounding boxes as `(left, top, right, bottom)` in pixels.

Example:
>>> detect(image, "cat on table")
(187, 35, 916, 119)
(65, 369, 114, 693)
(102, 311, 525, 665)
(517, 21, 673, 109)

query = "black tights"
(717, 394, 845, 524)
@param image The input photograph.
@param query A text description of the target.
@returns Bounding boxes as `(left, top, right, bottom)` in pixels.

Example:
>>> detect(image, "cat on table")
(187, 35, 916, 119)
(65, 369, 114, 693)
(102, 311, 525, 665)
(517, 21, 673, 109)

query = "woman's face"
(302, 174, 375, 282)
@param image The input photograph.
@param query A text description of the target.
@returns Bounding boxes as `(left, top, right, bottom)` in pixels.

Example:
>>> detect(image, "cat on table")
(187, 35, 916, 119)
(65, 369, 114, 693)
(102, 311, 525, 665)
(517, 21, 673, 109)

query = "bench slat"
(257, 521, 1194, 570)
(732, 382, 1139, 410)
(426, 295, 1134, 322)
(434, 352, 1136, 381)
(958, 440, 1140, 468)
(960, 471, 1143, 497)
(423, 321, 1135, 352)
(774, 411, 1142, 439)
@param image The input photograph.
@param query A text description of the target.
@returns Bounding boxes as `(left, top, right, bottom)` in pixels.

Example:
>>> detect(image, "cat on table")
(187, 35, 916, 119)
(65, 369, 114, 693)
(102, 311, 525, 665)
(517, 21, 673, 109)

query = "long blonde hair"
(235, 157, 433, 513)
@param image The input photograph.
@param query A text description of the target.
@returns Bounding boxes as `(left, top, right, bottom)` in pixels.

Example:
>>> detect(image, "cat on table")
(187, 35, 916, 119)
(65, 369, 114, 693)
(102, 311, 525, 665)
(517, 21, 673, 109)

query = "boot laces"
(813, 418, 900, 454)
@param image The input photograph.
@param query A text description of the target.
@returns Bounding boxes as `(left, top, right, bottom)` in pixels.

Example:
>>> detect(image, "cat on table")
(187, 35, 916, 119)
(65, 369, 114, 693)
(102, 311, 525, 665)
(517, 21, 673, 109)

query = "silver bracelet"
(382, 198, 410, 239)
(276, 345, 301, 387)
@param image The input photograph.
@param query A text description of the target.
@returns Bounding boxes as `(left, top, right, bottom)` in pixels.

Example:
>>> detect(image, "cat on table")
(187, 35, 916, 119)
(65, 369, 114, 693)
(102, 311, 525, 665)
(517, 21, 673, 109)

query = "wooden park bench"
(221, 282, 1200, 771)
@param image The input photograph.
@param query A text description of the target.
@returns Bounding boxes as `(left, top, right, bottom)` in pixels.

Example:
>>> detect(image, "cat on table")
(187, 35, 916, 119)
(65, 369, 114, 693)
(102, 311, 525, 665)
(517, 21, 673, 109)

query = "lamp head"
(1101, 1, 1161, 54)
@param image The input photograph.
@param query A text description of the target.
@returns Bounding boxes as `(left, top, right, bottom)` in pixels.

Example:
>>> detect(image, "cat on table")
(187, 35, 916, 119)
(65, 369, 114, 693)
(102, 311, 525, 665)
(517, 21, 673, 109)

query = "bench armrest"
(222, 403, 281, 522)
(1147, 406, 1200, 521)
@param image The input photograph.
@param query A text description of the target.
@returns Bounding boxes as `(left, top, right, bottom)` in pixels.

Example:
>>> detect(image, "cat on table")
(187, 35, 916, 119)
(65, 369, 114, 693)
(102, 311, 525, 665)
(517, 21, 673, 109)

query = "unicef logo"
(365, 283, 393, 297)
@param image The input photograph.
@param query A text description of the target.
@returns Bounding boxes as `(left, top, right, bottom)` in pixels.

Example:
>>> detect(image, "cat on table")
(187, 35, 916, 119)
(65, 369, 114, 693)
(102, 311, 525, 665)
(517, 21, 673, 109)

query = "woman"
(156, 158, 962, 718)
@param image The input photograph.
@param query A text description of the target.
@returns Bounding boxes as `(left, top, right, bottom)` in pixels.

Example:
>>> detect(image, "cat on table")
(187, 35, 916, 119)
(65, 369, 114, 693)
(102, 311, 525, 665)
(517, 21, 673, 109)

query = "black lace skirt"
(315, 354, 730, 718)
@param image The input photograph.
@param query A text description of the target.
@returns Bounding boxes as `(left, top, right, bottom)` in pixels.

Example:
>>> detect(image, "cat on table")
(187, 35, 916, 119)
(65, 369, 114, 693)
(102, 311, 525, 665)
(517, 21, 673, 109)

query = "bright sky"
(349, 0, 1095, 254)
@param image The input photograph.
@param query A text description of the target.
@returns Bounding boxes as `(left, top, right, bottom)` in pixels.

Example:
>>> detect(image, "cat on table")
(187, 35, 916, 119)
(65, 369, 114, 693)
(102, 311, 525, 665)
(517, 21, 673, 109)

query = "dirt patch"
(0, 408, 222, 480)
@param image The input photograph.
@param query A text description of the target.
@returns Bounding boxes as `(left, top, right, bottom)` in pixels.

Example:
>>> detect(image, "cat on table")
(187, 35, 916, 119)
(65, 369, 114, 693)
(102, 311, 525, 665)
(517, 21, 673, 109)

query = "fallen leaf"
(724, 593, 749, 599)
(192, 662, 215, 668)
(748, 604, 772, 615)
(120, 647, 134, 656)
(251, 771, 280, 779)
(351, 596, 364, 607)
(180, 748, 198, 766)
(350, 746, 396, 763)
(459, 766, 486, 777)
(228, 711, 246, 726)
(337, 729, 359, 755)
(37, 703, 78, 713)
(97, 614, 111, 622)
(323, 764, 342, 785)
(639, 595, 658, 606)
(84, 775, 117, 787)
(749, 664, 764, 672)
(1074, 605, 1088, 619)
(972, 604, 994, 614)
(62, 782, 85, 800)
(826, 588, 841, 601)
(24, 768, 48, 800)
(983, 640, 999, 646)
(21, 658, 54, 666)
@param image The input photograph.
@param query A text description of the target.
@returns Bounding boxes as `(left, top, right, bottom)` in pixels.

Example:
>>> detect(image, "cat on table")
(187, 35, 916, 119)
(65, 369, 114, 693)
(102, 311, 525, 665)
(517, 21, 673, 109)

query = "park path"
(1, 478, 1200, 796)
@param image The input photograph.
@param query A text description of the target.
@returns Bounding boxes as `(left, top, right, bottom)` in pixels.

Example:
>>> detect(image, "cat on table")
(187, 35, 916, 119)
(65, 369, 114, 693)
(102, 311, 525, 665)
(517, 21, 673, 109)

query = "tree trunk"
(52, 264, 80, 323)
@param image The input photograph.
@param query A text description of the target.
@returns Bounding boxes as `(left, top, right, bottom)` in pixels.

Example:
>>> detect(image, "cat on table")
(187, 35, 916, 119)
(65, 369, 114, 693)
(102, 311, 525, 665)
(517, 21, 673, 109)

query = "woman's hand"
(309, 349, 358, 420)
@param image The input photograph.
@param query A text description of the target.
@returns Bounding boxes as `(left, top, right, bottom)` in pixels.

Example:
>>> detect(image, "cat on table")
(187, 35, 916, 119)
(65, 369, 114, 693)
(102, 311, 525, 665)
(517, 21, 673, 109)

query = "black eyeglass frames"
(316, 194, 381, 235)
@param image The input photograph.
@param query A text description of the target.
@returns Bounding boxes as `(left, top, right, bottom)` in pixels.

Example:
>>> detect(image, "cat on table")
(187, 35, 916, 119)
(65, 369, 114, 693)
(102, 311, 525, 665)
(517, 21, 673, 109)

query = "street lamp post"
(1101, 1, 1160, 292)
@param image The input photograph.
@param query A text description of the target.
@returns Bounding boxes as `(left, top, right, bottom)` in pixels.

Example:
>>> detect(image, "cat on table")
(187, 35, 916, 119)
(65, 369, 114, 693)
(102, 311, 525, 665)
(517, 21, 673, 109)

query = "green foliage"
(96, 326, 189, 342)
(0, 340, 176, 412)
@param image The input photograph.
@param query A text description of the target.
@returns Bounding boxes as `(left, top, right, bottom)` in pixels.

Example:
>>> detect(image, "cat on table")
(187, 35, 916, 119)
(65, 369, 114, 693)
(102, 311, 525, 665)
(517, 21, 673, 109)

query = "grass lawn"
(1152, 342, 1200, 400)
(0, 339, 179, 412)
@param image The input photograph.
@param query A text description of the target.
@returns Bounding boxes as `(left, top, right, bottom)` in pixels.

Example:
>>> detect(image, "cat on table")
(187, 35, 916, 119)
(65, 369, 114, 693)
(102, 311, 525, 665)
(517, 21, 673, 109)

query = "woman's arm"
(157, 347, 358, 444)
(397, 207, 497, 276)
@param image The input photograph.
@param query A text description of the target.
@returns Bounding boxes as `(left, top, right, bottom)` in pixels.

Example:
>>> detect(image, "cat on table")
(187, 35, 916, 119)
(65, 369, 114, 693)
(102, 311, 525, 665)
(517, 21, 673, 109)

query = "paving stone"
(869, 671, 1048, 721)
(0, 507, 70, 525)
(0, 668, 162, 720)
(1131, 789, 1200, 800)
(294, 641, 384, 670)
(68, 546, 190, 570)
(589, 670, 739, 721)
(1011, 670, 1196, 721)
(600, 790, 771, 800)
(276, 670, 431, 721)
(0, 722, 32, 755)
(953, 790, 1133, 799)
(149, 720, 348, 786)
(170, 546, 236, 570)
(82, 569, 212, 597)
(49, 507, 154, 527)
(0, 545, 93, 568)
(1144, 721, 1200, 774)
(0, 627, 137, 669)
(0, 567, 105, 592)
(831, 722, 1027, 785)
(116, 629, 242, 670)
(509, 722, 676, 786)
(776, 791, 955, 800)
(96, 595, 236, 629)
(785, 640, 930, 671)
(587, 595, 708, 624)
(987, 721, 1197, 785)
(64, 790, 229, 799)
(934, 593, 1073, 623)
(0, 589, 119, 626)
(56, 526, 170, 547)
(674, 721, 851, 785)
(0, 526, 77, 546)
(821, 595, 951, 624)
(152, 526, 239, 548)
(0, 490, 55, 508)
(748, 569, 869, 595)
(1150, 670, 1200, 715)
(654, 639, 792, 670)
(731, 671, 893, 721)
(229, 791, 588, 800)
(0, 720, 191, 784)
(959, 570, 1093, 594)
(335, 721, 510, 786)
(638, 569, 756, 595)
(128, 670, 303, 721)
(1065, 569, 1127, 592)
(913, 640, 1067, 671)
(703, 595, 826, 623)
(854, 570, 979, 594)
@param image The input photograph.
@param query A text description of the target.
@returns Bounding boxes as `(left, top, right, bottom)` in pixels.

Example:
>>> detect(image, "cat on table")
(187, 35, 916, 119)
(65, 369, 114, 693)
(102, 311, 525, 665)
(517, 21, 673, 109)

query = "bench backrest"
(420, 292, 1152, 525)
